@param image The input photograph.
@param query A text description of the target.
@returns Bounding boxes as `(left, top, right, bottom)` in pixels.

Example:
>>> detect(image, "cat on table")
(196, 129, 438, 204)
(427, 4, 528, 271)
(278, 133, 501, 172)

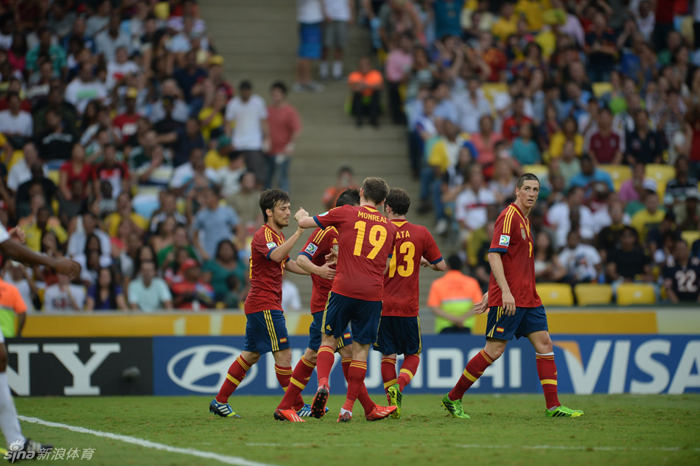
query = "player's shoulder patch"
(305, 243, 318, 255)
(266, 242, 277, 250)
(318, 211, 329, 217)
(499, 235, 510, 247)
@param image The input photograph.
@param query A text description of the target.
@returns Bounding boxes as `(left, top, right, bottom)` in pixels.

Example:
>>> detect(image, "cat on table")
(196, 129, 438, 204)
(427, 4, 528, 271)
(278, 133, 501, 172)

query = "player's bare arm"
(473, 292, 489, 314)
(488, 252, 516, 315)
(296, 254, 336, 280)
(420, 257, 446, 271)
(295, 208, 318, 229)
(0, 239, 81, 278)
(284, 259, 311, 275)
(269, 218, 307, 263)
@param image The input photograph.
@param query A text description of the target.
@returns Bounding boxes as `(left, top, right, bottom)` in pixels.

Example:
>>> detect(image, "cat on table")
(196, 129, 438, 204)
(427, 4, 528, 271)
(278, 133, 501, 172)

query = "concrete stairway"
(202, 0, 449, 329)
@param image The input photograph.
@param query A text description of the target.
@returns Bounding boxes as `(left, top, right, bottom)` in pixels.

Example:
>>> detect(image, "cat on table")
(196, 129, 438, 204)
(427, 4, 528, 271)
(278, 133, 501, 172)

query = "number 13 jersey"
(314, 205, 397, 301)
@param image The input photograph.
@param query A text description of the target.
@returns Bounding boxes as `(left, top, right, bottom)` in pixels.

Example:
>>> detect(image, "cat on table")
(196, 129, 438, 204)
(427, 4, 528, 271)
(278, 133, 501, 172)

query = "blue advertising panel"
(152, 335, 700, 396)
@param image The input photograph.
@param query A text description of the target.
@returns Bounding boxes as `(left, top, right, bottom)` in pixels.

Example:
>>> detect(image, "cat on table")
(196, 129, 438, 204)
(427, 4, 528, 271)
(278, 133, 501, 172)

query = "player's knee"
(304, 348, 318, 365)
(242, 351, 261, 365)
(485, 341, 506, 360)
(538, 335, 553, 354)
(274, 349, 292, 367)
(338, 345, 352, 359)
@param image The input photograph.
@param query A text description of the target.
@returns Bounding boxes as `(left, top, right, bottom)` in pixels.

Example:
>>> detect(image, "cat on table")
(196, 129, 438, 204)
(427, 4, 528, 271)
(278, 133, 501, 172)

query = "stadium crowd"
(363, 0, 700, 303)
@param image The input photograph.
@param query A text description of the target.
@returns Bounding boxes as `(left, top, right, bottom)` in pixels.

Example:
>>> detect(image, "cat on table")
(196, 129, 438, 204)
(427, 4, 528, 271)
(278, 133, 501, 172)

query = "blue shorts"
(298, 22, 322, 59)
(485, 305, 548, 341)
(308, 311, 353, 351)
(244, 310, 291, 354)
(322, 292, 382, 345)
(373, 316, 422, 356)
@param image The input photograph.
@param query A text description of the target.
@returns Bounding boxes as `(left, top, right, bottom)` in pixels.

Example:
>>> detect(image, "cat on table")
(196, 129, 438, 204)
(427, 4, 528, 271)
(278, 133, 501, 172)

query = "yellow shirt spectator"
(105, 212, 149, 237)
(549, 132, 584, 159)
(198, 106, 224, 142)
(427, 133, 470, 174)
(631, 208, 666, 243)
(493, 15, 518, 42)
(20, 217, 67, 252)
(204, 148, 229, 170)
(516, 0, 551, 31)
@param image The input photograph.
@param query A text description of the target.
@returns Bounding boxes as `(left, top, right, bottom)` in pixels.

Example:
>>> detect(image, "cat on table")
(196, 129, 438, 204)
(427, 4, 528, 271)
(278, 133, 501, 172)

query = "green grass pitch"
(14, 394, 700, 465)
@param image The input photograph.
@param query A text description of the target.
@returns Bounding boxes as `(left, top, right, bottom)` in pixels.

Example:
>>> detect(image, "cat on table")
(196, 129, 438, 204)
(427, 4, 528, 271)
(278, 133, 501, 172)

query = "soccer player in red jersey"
(274, 189, 359, 422)
(210, 189, 310, 419)
(442, 174, 584, 419)
(377, 188, 445, 419)
(296, 177, 398, 422)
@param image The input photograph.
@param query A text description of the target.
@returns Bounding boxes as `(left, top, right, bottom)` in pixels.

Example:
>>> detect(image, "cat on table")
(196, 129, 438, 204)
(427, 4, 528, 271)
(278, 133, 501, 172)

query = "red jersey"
(113, 113, 140, 143)
(314, 205, 397, 301)
(487, 203, 541, 308)
(299, 226, 338, 314)
(245, 224, 289, 314)
(589, 132, 620, 164)
(501, 115, 532, 142)
(383, 219, 442, 317)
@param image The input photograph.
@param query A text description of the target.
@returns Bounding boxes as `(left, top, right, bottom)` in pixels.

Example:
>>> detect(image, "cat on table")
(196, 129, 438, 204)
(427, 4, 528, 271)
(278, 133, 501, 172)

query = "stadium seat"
(592, 82, 613, 98)
(536, 283, 574, 306)
(481, 82, 509, 106)
(681, 230, 700, 247)
(522, 164, 548, 179)
(599, 165, 632, 193)
(574, 283, 613, 306)
(616, 283, 656, 305)
(645, 164, 675, 199)
(47, 170, 60, 185)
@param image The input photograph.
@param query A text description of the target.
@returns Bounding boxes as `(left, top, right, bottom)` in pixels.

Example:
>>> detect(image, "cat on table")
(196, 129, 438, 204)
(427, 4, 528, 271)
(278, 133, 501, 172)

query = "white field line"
(246, 442, 700, 453)
(19, 416, 276, 466)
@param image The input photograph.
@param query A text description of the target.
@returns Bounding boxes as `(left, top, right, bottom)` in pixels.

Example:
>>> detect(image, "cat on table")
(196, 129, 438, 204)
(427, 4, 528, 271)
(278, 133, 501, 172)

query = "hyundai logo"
(166, 345, 258, 393)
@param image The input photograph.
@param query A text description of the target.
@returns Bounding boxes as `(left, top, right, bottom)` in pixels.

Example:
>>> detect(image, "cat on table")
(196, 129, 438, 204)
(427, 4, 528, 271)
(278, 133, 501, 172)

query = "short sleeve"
(257, 97, 268, 119)
(299, 229, 329, 260)
(252, 230, 279, 261)
(489, 212, 510, 254)
(422, 227, 443, 264)
(313, 205, 347, 229)
(159, 280, 173, 302)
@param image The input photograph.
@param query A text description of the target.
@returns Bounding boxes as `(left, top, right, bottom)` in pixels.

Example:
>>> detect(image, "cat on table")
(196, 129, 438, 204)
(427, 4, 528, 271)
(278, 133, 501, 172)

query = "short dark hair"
(517, 173, 540, 189)
(336, 189, 360, 207)
(259, 189, 290, 222)
(447, 254, 462, 271)
(239, 80, 252, 91)
(361, 177, 389, 205)
(270, 81, 287, 94)
(338, 166, 354, 176)
(385, 187, 411, 216)
(580, 154, 593, 164)
(140, 260, 156, 270)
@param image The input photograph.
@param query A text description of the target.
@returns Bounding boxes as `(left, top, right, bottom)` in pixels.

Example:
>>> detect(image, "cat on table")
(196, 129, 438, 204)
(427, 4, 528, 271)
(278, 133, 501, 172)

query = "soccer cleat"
(23, 439, 53, 458)
(546, 405, 584, 418)
(441, 394, 470, 419)
(296, 403, 329, 417)
(310, 379, 329, 419)
(274, 408, 305, 422)
(209, 399, 241, 418)
(365, 404, 397, 421)
(337, 412, 352, 422)
(387, 384, 403, 419)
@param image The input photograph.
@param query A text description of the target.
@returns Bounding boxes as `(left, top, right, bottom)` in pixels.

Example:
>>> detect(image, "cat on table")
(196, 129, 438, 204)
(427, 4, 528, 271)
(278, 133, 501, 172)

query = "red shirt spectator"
(91, 144, 129, 197)
(267, 92, 302, 155)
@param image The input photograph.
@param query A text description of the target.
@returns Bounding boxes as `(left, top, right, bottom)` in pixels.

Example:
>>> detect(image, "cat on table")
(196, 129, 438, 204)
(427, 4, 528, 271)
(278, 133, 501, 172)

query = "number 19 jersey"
(383, 220, 442, 317)
(314, 205, 397, 301)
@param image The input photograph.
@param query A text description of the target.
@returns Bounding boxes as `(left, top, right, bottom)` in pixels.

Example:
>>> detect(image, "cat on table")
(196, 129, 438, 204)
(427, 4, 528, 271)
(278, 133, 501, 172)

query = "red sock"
(316, 345, 335, 383)
(398, 354, 420, 392)
(216, 355, 252, 403)
(448, 350, 493, 401)
(277, 357, 315, 410)
(342, 360, 367, 412)
(536, 353, 560, 410)
(343, 358, 375, 414)
(381, 357, 397, 395)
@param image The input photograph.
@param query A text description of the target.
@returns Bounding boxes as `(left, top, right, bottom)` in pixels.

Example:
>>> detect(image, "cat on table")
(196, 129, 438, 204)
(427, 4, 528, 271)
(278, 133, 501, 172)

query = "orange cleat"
(365, 405, 397, 421)
(337, 412, 352, 422)
(274, 408, 305, 422)
(311, 379, 329, 419)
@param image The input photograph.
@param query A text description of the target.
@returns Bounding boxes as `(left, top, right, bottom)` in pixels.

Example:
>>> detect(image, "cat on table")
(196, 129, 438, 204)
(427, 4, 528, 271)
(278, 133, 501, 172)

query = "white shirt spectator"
(323, 0, 351, 21)
(558, 243, 601, 282)
(217, 167, 246, 198)
(2, 272, 34, 312)
(591, 208, 632, 234)
(169, 163, 218, 190)
(106, 60, 140, 90)
(0, 110, 33, 137)
(128, 277, 172, 312)
(150, 98, 190, 123)
(43, 284, 86, 311)
(95, 30, 131, 62)
(85, 15, 110, 38)
(225, 95, 268, 151)
(547, 202, 595, 248)
(282, 280, 302, 312)
(454, 91, 492, 133)
(298, 0, 323, 23)
(455, 187, 497, 231)
(66, 229, 112, 261)
(7, 160, 47, 191)
(167, 32, 193, 53)
(65, 79, 108, 114)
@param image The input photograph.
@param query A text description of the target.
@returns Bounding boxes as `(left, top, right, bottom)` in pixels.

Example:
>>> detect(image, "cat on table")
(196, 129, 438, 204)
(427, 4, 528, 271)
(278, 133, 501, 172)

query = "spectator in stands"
(202, 239, 247, 303)
(663, 240, 700, 303)
(295, 0, 325, 92)
(159, 116, 205, 168)
(91, 143, 130, 198)
(589, 107, 623, 165)
(569, 155, 615, 194)
(2, 261, 37, 314)
(199, 87, 228, 145)
(58, 144, 91, 202)
(192, 186, 242, 261)
(106, 47, 140, 91)
(105, 192, 148, 238)
(665, 157, 699, 206)
(65, 63, 108, 114)
(455, 164, 496, 238)
(558, 141, 581, 188)
(207, 55, 234, 99)
(385, 32, 413, 124)
(227, 170, 263, 238)
(348, 57, 384, 128)
(550, 117, 583, 160)
(626, 109, 663, 165)
(16, 163, 58, 219)
(174, 50, 207, 111)
(547, 186, 594, 248)
(674, 189, 700, 232)
(170, 258, 215, 310)
(217, 151, 246, 199)
(558, 230, 602, 285)
(533, 230, 566, 283)
(33, 87, 78, 136)
(43, 274, 85, 312)
(320, 0, 353, 81)
(267, 81, 302, 192)
(35, 108, 76, 162)
(501, 94, 532, 142)
(128, 260, 173, 311)
(67, 212, 111, 263)
(113, 88, 141, 143)
(606, 226, 654, 286)
(26, 27, 67, 76)
(158, 224, 198, 270)
(85, 267, 127, 311)
(321, 166, 357, 210)
(597, 201, 632, 262)
(150, 215, 177, 256)
(631, 189, 666, 243)
(95, 12, 131, 62)
(225, 80, 269, 185)
(20, 202, 67, 253)
(511, 122, 541, 165)
(470, 115, 502, 174)
(7, 142, 44, 193)
(282, 279, 302, 312)
(455, 76, 491, 134)
(170, 148, 217, 195)
(150, 191, 187, 233)
(0, 93, 33, 147)
(427, 254, 482, 334)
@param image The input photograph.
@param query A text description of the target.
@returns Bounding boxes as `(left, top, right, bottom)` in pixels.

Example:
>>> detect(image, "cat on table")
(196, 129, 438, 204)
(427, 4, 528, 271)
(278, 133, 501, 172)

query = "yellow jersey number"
(353, 221, 388, 260)
(388, 241, 416, 278)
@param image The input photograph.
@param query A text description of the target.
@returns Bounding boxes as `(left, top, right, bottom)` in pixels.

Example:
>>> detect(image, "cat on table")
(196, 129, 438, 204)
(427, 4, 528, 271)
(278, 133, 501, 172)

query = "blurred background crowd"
(0, 0, 696, 319)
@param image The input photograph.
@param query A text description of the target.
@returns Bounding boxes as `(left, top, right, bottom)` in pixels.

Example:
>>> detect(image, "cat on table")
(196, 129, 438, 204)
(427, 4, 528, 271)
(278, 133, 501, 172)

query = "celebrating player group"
(209, 174, 583, 422)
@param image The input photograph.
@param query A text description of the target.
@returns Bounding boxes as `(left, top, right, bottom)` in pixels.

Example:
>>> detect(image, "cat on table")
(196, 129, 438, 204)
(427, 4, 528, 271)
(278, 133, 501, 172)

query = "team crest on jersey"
(521, 228, 526, 239)
(499, 235, 510, 246)
(266, 242, 277, 250)
(305, 243, 318, 255)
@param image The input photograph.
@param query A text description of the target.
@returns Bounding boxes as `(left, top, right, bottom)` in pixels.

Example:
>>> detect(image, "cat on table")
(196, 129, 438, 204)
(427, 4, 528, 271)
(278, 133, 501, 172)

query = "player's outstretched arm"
(0, 238, 81, 278)
(421, 257, 446, 271)
(284, 259, 311, 276)
(488, 252, 516, 315)
(297, 254, 336, 280)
